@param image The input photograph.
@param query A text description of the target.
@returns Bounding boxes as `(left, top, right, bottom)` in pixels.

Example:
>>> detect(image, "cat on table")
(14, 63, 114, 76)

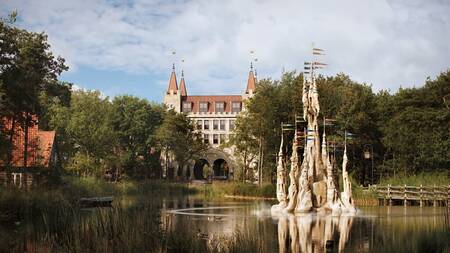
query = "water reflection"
(164, 198, 449, 253)
(275, 214, 353, 253)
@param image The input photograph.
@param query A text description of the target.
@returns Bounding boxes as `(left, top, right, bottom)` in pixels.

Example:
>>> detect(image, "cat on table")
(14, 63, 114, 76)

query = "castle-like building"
(163, 64, 256, 180)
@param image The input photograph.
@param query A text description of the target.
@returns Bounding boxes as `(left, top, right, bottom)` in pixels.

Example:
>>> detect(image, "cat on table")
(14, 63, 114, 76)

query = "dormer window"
(199, 102, 208, 113)
(215, 102, 225, 113)
(182, 102, 192, 113)
(232, 102, 241, 113)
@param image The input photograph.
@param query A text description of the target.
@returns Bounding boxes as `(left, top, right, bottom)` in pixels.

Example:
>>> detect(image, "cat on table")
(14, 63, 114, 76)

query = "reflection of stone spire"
(276, 215, 354, 253)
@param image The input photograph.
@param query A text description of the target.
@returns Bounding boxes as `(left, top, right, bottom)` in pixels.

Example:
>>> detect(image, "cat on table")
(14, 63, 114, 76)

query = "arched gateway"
(192, 148, 236, 181)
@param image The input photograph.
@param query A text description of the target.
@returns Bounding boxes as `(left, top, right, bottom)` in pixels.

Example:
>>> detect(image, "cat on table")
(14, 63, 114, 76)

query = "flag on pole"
(313, 48, 325, 55)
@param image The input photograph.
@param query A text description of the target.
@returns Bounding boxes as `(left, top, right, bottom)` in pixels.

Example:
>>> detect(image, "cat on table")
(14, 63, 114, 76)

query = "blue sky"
(1, 0, 449, 103)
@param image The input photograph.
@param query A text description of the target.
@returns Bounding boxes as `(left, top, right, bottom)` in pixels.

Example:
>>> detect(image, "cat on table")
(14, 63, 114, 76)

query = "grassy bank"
(189, 181, 276, 200)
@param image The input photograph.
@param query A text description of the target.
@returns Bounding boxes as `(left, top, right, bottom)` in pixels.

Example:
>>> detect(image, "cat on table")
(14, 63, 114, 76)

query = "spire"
(245, 62, 256, 94)
(167, 63, 178, 95)
(179, 70, 187, 96)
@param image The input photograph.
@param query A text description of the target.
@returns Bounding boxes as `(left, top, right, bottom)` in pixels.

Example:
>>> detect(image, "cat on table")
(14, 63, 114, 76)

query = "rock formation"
(271, 135, 288, 212)
(272, 59, 356, 215)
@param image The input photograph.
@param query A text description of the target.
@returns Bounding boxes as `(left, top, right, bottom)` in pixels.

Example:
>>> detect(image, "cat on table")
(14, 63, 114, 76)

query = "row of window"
(183, 101, 241, 113)
(203, 134, 228, 145)
(196, 119, 235, 131)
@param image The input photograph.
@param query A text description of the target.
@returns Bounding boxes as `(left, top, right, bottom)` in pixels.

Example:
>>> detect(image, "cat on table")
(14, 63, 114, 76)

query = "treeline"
(230, 71, 450, 185)
(42, 90, 204, 179)
(0, 13, 204, 179)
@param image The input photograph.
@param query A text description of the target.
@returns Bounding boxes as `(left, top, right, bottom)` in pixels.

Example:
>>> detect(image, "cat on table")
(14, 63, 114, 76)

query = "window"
(199, 102, 208, 113)
(232, 102, 241, 113)
(229, 120, 235, 130)
(213, 134, 219, 144)
(182, 102, 192, 113)
(220, 120, 226, 130)
(204, 120, 209, 130)
(213, 120, 219, 130)
(220, 134, 227, 144)
(215, 102, 225, 113)
(196, 120, 203, 130)
(203, 134, 209, 144)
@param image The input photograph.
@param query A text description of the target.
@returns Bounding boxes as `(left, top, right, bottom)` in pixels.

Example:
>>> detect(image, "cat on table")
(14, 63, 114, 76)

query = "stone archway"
(212, 159, 229, 179)
(203, 148, 236, 180)
(193, 159, 209, 180)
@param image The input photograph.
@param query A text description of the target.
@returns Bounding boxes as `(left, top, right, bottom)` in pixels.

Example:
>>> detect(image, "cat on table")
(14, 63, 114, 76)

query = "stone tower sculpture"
(272, 134, 288, 212)
(272, 48, 356, 215)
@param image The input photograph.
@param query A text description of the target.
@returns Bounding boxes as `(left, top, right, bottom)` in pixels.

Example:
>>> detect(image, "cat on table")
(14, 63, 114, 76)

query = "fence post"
(447, 185, 450, 207)
(403, 184, 407, 206)
(388, 184, 392, 206)
(433, 184, 437, 207)
(419, 184, 423, 207)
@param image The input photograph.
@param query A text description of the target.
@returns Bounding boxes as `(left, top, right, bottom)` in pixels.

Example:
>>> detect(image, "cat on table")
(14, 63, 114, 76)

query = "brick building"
(0, 115, 57, 186)
(163, 64, 256, 180)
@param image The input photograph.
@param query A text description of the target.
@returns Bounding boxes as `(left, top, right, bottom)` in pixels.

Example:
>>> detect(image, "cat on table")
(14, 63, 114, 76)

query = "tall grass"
(0, 177, 263, 252)
(379, 172, 450, 186)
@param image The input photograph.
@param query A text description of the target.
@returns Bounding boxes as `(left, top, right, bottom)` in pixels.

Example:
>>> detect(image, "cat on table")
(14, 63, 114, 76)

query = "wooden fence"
(372, 185, 450, 207)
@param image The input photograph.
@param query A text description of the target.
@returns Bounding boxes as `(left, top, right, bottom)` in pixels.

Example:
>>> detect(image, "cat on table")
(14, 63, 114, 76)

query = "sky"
(1, 0, 449, 102)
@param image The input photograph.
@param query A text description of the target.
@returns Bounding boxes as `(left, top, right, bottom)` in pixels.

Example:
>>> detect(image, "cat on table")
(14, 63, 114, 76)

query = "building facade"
(0, 115, 57, 187)
(163, 64, 256, 180)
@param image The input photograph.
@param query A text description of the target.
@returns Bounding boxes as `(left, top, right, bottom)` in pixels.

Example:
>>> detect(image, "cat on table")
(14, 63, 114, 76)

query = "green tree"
(156, 110, 206, 180)
(109, 96, 164, 178)
(0, 12, 68, 165)
(378, 71, 450, 176)
(64, 90, 116, 176)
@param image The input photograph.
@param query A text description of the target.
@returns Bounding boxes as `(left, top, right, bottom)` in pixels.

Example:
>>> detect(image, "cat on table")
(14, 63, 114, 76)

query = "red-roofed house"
(162, 64, 257, 181)
(0, 115, 57, 186)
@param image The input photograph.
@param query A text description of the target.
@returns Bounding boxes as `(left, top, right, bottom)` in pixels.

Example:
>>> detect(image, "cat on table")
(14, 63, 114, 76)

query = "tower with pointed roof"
(163, 64, 182, 112)
(242, 62, 257, 110)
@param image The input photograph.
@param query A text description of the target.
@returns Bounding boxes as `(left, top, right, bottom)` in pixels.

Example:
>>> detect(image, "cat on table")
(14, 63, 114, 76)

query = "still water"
(162, 198, 449, 253)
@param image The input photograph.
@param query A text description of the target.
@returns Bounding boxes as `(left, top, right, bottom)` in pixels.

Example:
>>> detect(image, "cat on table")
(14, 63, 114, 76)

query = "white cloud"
(2, 0, 449, 95)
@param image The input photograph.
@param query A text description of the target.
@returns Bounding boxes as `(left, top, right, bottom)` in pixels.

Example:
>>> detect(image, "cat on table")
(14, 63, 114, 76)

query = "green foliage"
(233, 70, 450, 185)
(110, 95, 165, 178)
(0, 12, 68, 163)
(43, 89, 168, 178)
(156, 110, 207, 173)
(378, 71, 450, 175)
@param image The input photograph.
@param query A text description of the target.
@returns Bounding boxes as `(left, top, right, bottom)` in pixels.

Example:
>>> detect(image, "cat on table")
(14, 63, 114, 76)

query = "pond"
(0, 193, 449, 252)
(162, 197, 449, 253)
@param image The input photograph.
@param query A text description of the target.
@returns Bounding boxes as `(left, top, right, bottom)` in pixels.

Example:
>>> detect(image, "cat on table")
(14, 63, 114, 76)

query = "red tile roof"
(245, 70, 256, 94)
(167, 69, 178, 94)
(0, 116, 55, 168)
(182, 95, 242, 113)
(180, 76, 187, 96)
